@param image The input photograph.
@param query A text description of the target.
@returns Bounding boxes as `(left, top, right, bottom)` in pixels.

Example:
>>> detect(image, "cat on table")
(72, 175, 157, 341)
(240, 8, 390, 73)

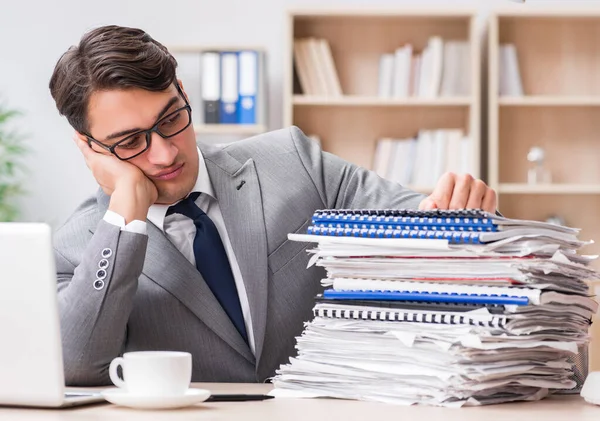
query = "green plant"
(0, 102, 28, 221)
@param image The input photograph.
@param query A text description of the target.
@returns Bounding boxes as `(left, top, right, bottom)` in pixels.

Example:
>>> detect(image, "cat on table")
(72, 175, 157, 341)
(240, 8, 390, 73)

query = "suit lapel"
(143, 223, 254, 363)
(203, 146, 269, 365)
(91, 188, 255, 364)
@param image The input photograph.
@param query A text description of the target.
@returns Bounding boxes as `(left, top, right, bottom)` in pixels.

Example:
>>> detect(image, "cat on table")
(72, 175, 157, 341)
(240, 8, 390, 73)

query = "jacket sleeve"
(54, 219, 148, 386)
(289, 126, 427, 210)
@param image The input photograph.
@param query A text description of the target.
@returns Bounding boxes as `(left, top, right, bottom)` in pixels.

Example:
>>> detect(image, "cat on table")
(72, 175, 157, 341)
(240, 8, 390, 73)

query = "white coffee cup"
(109, 351, 192, 396)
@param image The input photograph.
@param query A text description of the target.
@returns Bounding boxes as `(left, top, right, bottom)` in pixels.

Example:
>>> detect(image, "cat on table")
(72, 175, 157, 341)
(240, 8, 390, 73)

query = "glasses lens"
(157, 108, 190, 137)
(113, 132, 149, 160)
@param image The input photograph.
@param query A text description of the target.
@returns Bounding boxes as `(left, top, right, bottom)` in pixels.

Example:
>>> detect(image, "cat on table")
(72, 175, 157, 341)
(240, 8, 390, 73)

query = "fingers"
(418, 196, 438, 210)
(427, 172, 497, 212)
(73, 131, 87, 142)
(427, 172, 455, 209)
(448, 174, 473, 209)
(73, 132, 93, 160)
(481, 188, 497, 213)
(465, 179, 487, 209)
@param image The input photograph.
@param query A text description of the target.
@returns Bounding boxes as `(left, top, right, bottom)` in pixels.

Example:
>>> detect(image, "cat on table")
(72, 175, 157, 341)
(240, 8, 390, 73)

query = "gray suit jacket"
(54, 126, 426, 386)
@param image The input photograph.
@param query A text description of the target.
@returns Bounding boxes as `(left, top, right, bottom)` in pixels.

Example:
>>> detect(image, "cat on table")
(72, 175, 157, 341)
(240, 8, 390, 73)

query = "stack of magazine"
(272, 209, 599, 406)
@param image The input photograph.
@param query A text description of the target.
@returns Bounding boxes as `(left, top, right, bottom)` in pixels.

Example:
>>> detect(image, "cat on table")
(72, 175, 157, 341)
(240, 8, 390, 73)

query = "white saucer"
(101, 388, 211, 409)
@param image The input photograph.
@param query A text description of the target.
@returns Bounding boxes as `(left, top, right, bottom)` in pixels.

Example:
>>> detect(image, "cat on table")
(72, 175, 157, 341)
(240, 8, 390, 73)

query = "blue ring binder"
(306, 209, 500, 244)
(322, 289, 530, 306)
(311, 213, 497, 232)
(307, 225, 484, 244)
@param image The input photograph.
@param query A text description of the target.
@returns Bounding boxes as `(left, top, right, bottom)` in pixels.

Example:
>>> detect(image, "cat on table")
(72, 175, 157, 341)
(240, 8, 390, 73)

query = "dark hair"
(49, 25, 178, 133)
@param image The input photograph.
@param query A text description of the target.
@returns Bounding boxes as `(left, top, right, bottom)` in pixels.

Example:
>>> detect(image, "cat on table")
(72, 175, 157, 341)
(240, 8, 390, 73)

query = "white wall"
(0, 0, 591, 227)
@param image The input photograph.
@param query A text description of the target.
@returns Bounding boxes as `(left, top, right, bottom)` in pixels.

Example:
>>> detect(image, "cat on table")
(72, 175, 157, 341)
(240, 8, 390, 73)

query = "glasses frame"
(82, 83, 193, 161)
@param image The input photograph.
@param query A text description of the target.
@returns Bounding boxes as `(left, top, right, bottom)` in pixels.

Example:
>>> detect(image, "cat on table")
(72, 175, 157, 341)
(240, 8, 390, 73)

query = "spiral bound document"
(313, 209, 492, 218)
(315, 295, 508, 314)
(309, 225, 497, 244)
(305, 209, 581, 245)
(311, 209, 579, 234)
(313, 305, 507, 328)
(322, 289, 530, 305)
(312, 213, 498, 232)
(308, 225, 487, 244)
(329, 278, 543, 304)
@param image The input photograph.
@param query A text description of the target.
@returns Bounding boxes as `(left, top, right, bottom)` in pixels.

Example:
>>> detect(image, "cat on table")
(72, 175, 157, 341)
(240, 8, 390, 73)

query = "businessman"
(49, 25, 497, 386)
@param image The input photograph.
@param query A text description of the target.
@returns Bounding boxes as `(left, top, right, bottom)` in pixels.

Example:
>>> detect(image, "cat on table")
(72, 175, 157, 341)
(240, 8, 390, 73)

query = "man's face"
(86, 83, 199, 205)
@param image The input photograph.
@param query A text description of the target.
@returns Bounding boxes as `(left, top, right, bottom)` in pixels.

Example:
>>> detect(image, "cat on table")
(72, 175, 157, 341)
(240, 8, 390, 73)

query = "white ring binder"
(314, 306, 507, 328)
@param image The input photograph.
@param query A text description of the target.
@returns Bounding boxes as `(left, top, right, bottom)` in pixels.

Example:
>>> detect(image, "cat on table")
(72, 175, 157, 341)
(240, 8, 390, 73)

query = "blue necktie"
(167, 192, 248, 343)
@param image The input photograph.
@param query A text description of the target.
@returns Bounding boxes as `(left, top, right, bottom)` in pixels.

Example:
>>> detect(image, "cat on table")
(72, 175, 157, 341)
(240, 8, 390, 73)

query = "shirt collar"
(147, 147, 213, 232)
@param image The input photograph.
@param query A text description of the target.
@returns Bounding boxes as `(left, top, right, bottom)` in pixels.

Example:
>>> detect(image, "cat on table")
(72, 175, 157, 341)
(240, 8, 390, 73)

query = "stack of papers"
(272, 209, 599, 406)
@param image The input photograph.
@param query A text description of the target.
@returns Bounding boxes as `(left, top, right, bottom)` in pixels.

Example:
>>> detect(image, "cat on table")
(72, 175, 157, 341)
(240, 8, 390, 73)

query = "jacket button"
(101, 248, 113, 258)
(96, 269, 107, 280)
(98, 259, 109, 269)
(93, 279, 105, 290)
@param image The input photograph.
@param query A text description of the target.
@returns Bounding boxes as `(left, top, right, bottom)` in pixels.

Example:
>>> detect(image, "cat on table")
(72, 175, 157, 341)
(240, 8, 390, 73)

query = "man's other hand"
(418, 172, 497, 213)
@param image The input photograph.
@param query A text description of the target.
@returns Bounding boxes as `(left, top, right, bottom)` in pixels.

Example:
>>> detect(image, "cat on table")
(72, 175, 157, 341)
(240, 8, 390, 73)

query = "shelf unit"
(489, 9, 600, 371)
(168, 45, 267, 137)
(284, 9, 481, 192)
(489, 10, 600, 246)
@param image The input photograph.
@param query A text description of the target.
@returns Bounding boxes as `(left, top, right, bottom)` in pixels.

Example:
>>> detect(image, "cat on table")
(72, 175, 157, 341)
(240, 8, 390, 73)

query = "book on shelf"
(172, 49, 266, 128)
(372, 129, 471, 188)
(293, 37, 342, 96)
(378, 36, 471, 99)
(499, 43, 523, 97)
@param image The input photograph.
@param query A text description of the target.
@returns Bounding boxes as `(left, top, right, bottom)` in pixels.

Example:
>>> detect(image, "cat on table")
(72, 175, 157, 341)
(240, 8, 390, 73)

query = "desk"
(0, 383, 598, 421)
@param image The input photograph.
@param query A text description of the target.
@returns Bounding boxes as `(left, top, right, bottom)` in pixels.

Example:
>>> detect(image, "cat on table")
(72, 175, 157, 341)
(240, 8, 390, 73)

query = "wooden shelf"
(293, 95, 472, 107)
(499, 96, 600, 106)
(499, 183, 600, 194)
(193, 124, 266, 135)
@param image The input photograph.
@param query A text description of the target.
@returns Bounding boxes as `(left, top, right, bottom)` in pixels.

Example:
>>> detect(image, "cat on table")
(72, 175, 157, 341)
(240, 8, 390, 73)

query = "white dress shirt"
(103, 147, 256, 355)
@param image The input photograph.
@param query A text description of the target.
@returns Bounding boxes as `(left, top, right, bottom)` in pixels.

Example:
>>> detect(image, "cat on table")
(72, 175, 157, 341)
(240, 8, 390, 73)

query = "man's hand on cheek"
(74, 132, 158, 221)
(418, 172, 497, 214)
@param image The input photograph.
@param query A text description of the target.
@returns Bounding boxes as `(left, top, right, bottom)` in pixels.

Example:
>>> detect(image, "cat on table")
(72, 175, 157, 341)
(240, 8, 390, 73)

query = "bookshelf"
(284, 9, 481, 193)
(488, 10, 600, 253)
(168, 45, 267, 137)
(488, 9, 600, 371)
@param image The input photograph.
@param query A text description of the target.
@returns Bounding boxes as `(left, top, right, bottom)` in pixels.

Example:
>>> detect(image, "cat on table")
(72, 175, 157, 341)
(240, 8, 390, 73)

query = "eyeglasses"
(83, 85, 193, 161)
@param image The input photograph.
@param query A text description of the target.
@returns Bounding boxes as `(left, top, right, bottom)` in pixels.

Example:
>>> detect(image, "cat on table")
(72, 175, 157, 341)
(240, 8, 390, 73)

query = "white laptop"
(0, 223, 104, 408)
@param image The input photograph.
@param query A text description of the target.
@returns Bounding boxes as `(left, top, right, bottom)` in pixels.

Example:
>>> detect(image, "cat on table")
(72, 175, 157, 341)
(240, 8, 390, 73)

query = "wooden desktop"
(0, 383, 597, 421)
